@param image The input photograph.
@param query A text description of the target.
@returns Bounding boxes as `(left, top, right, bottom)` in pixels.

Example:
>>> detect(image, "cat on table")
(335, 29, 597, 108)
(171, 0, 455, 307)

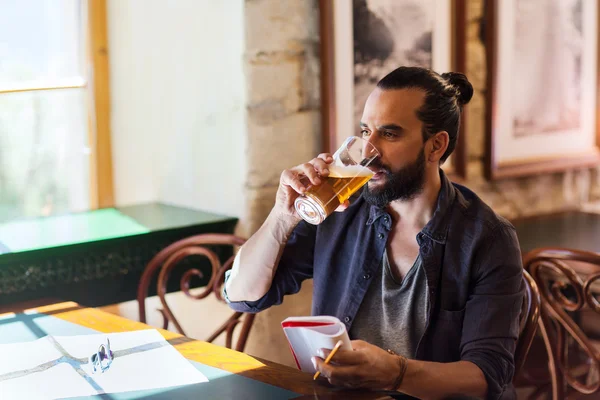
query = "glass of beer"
(294, 136, 380, 225)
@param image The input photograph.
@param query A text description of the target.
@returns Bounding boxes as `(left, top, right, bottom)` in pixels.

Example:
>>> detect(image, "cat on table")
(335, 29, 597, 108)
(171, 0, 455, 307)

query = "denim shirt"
(226, 171, 524, 400)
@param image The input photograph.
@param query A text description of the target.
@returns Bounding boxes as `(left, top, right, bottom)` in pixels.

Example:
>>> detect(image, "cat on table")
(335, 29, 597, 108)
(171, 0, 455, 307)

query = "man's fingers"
(279, 155, 334, 196)
(280, 170, 307, 194)
(334, 200, 350, 212)
(280, 155, 333, 192)
(317, 153, 333, 162)
(317, 347, 363, 365)
(313, 357, 360, 384)
(298, 163, 322, 186)
(309, 158, 331, 176)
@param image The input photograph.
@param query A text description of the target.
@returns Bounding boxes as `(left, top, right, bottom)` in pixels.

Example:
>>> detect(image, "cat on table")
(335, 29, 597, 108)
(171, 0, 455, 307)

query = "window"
(0, 0, 112, 223)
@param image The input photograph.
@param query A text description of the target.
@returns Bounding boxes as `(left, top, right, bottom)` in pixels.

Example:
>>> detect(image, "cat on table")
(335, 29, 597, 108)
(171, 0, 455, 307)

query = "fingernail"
(311, 357, 317, 369)
(318, 349, 325, 358)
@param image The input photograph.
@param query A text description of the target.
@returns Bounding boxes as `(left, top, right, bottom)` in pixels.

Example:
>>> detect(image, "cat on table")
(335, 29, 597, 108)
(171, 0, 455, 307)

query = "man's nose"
(363, 133, 381, 159)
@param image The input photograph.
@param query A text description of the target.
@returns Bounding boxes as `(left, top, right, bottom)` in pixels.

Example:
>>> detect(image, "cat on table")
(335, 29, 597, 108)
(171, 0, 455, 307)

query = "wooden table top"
(512, 210, 600, 254)
(2, 301, 395, 400)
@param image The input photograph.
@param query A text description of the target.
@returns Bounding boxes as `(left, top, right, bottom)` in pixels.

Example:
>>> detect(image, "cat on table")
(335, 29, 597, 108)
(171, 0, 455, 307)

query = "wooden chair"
(137, 233, 255, 352)
(523, 247, 600, 399)
(515, 270, 542, 380)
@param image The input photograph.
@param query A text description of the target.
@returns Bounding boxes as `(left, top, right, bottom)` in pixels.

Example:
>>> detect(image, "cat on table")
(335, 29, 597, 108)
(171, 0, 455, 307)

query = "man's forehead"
(362, 87, 426, 122)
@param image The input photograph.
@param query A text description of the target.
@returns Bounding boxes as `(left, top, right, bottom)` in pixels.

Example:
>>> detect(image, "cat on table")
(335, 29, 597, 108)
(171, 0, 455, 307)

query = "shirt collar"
(421, 169, 455, 243)
(366, 169, 456, 244)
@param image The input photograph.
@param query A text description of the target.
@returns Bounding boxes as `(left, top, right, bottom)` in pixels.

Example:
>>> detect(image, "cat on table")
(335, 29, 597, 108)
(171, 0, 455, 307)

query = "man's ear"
(427, 131, 449, 163)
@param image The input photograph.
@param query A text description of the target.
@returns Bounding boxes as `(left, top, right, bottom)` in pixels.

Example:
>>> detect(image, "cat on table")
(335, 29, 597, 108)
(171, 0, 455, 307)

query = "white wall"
(107, 0, 246, 218)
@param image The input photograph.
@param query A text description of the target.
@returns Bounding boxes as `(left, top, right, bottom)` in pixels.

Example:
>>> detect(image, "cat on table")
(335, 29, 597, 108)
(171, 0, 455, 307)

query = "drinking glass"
(294, 136, 380, 225)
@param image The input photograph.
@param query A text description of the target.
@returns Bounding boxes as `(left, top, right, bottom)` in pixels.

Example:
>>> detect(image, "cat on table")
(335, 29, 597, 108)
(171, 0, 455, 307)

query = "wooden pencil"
(313, 340, 343, 380)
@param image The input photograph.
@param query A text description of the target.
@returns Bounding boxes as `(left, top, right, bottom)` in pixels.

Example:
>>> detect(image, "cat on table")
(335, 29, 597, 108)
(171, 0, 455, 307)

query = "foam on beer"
(327, 164, 374, 178)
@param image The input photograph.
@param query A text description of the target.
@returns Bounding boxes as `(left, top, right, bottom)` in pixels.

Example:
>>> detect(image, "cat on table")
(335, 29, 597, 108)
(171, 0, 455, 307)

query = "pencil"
(313, 340, 343, 380)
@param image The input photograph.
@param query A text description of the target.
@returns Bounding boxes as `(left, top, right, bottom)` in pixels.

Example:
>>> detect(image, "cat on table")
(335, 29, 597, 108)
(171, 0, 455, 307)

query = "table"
(0, 302, 397, 399)
(512, 210, 600, 254)
(0, 203, 238, 307)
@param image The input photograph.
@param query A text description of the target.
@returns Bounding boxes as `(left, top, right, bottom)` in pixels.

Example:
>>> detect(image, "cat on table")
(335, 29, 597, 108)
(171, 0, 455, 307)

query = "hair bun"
(441, 72, 473, 106)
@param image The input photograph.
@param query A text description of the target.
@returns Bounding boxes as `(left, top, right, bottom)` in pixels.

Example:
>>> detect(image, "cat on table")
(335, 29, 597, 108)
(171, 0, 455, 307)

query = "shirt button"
(378, 233, 384, 239)
(344, 316, 351, 323)
(383, 216, 389, 223)
(363, 273, 371, 280)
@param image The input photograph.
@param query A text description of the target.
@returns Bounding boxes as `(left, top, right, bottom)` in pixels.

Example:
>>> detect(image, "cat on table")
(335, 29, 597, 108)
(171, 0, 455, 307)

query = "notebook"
(281, 316, 352, 373)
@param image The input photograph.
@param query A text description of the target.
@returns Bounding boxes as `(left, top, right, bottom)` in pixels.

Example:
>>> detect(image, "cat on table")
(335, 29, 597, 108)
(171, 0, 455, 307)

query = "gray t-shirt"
(349, 249, 429, 359)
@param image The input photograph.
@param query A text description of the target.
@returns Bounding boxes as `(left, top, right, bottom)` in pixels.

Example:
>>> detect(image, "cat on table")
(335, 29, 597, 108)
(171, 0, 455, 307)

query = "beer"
(295, 164, 374, 225)
(294, 135, 379, 225)
(322, 164, 374, 204)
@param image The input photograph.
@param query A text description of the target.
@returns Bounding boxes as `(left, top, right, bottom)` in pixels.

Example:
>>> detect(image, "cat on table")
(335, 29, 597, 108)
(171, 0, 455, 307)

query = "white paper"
(0, 329, 208, 400)
(282, 316, 352, 373)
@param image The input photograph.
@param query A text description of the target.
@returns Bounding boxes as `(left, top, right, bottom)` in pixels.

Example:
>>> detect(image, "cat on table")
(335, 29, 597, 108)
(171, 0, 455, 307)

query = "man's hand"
(314, 341, 489, 399)
(312, 340, 400, 390)
(274, 154, 350, 220)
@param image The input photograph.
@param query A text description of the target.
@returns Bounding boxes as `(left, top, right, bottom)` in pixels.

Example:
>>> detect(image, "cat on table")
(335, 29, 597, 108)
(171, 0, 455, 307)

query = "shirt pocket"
(431, 308, 466, 362)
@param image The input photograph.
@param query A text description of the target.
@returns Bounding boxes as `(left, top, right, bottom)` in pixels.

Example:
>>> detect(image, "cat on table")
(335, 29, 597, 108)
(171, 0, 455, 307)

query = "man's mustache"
(362, 158, 391, 174)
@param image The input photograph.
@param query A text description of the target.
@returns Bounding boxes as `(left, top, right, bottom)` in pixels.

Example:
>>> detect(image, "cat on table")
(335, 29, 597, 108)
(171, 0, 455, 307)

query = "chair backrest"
(137, 233, 255, 352)
(514, 270, 541, 380)
(524, 247, 600, 398)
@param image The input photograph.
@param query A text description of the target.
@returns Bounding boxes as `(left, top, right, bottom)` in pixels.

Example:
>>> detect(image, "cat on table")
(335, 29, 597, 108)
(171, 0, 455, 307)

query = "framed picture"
(484, 0, 600, 180)
(319, 0, 467, 178)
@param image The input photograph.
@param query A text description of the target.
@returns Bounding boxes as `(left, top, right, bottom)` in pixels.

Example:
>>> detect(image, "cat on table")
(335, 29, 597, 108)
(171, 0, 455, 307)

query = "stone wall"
(239, 0, 321, 366)
(242, 0, 322, 236)
(239, 0, 600, 366)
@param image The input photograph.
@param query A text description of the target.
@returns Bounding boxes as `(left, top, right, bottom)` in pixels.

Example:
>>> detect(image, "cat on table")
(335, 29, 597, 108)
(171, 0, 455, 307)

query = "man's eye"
(382, 131, 396, 138)
(361, 130, 371, 137)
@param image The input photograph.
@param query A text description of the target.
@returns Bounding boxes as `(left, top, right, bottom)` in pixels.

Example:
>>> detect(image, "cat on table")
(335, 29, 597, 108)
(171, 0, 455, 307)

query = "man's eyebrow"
(377, 124, 403, 131)
(359, 122, 404, 131)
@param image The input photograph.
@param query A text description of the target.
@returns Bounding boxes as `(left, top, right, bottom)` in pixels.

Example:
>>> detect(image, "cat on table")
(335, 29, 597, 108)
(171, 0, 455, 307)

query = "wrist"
(269, 209, 302, 235)
(386, 350, 408, 391)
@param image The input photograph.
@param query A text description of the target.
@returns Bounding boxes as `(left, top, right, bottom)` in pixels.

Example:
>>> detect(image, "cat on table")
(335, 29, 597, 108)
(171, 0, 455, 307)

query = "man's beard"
(363, 148, 427, 207)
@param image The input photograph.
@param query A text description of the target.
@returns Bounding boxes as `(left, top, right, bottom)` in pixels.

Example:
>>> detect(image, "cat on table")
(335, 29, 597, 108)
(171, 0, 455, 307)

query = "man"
(224, 66, 524, 400)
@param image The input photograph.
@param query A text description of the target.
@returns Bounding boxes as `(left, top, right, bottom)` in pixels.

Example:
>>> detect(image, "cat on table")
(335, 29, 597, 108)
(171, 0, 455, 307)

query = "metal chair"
(137, 233, 255, 352)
